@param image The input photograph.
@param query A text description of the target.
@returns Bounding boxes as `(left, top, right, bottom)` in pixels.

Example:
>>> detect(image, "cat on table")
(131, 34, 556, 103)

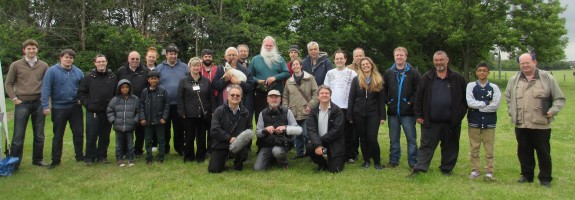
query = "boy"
(139, 71, 169, 164)
(107, 79, 139, 167)
(466, 63, 501, 180)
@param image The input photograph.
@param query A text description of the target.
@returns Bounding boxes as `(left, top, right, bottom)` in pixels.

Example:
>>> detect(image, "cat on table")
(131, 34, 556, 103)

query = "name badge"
(193, 85, 200, 91)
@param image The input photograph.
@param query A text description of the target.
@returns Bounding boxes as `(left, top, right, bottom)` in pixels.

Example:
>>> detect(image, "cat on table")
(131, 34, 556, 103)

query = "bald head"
(518, 53, 537, 75)
(128, 51, 141, 68)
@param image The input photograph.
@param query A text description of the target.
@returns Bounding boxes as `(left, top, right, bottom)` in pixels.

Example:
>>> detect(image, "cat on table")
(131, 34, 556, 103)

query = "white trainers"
(118, 160, 126, 167)
(152, 147, 158, 152)
(468, 171, 480, 179)
(128, 161, 135, 167)
(484, 173, 495, 181)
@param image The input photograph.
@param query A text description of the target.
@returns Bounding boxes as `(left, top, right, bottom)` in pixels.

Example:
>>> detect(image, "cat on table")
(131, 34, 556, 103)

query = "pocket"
(531, 107, 549, 125)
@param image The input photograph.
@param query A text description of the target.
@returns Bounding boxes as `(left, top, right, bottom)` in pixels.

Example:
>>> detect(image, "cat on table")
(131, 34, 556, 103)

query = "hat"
(267, 90, 281, 96)
(288, 45, 299, 54)
(147, 70, 160, 78)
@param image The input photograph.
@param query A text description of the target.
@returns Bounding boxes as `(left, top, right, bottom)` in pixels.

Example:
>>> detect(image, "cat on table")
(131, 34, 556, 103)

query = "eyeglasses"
(130, 58, 140, 61)
(230, 94, 241, 98)
(226, 54, 238, 57)
(95, 61, 107, 63)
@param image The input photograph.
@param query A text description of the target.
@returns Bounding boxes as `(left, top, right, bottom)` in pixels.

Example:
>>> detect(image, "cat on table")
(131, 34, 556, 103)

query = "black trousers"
(354, 113, 381, 164)
(306, 142, 344, 173)
(342, 109, 357, 160)
(515, 128, 552, 182)
(414, 122, 461, 172)
(183, 117, 207, 161)
(133, 125, 145, 155)
(208, 148, 248, 173)
(164, 105, 184, 155)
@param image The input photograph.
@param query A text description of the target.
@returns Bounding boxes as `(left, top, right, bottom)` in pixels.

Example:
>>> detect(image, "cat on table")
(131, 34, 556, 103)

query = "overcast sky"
(559, 0, 575, 61)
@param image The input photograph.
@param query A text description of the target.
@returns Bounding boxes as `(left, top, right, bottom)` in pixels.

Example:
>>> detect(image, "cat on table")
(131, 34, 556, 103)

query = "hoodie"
(107, 79, 139, 132)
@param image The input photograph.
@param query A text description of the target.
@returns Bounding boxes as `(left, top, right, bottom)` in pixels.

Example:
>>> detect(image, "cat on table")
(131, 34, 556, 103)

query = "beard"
(203, 60, 213, 66)
(260, 47, 280, 68)
(268, 102, 280, 108)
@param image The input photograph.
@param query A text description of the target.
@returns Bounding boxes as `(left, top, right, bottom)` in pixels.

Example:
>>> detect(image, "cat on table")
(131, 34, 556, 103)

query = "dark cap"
(147, 70, 160, 78)
(288, 45, 299, 54)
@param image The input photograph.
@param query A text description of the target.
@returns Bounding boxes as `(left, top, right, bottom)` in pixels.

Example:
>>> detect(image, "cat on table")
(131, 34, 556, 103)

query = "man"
(198, 48, 219, 154)
(382, 47, 420, 169)
(78, 54, 118, 165)
(156, 45, 189, 155)
(254, 90, 301, 170)
(213, 47, 254, 113)
(287, 44, 300, 75)
(208, 85, 252, 173)
(410, 51, 467, 176)
(145, 47, 158, 70)
(347, 47, 365, 72)
(41, 49, 85, 169)
(302, 41, 333, 85)
(237, 44, 250, 66)
(249, 36, 290, 122)
(307, 85, 345, 173)
(505, 53, 565, 187)
(323, 50, 357, 164)
(5, 39, 49, 169)
(117, 51, 150, 157)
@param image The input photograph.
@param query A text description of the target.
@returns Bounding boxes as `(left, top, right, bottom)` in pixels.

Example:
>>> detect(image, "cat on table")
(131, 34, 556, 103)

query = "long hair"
(356, 57, 383, 92)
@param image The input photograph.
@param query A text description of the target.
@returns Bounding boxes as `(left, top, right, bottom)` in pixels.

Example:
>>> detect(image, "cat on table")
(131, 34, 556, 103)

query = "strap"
(295, 86, 310, 103)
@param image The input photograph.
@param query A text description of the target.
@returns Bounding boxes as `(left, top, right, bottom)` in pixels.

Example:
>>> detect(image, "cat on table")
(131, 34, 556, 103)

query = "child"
(465, 63, 501, 180)
(107, 79, 139, 167)
(139, 71, 169, 164)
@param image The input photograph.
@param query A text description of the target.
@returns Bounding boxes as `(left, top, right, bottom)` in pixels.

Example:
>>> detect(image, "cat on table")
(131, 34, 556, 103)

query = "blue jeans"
(387, 115, 418, 166)
(293, 119, 308, 156)
(51, 104, 84, 163)
(145, 125, 165, 161)
(115, 131, 135, 161)
(85, 111, 112, 162)
(11, 100, 46, 165)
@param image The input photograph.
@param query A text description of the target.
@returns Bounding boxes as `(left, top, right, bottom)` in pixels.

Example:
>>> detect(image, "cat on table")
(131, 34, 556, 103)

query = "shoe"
(135, 154, 142, 159)
(540, 181, 551, 188)
(408, 169, 424, 178)
(441, 170, 452, 176)
(128, 161, 135, 167)
(152, 147, 158, 152)
(374, 163, 384, 170)
(196, 158, 205, 163)
(517, 176, 534, 183)
(385, 162, 399, 168)
(484, 173, 495, 181)
(118, 160, 126, 167)
(85, 161, 94, 166)
(468, 171, 480, 179)
(98, 159, 111, 164)
(32, 161, 49, 167)
(47, 162, 60, 170)
(146, 160, 153, 165)
(75, 156, 85, 162)
(347, 159, 355, 164)
(409, 164, 415, 170)
(362, 162, 371, 168)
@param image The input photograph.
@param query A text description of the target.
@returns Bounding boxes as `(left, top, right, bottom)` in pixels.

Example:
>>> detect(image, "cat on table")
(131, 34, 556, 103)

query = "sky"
(559, 0, 575, 61)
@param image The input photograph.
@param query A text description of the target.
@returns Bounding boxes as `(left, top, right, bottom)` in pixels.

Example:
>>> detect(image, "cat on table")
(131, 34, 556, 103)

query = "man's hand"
(265, 126, 275, 134)
(43, 109, 50, 115)
(274, 126, 286, 134)
(545, 111, 554, 119)
(265, 77, 276, 86)
(160, 119, 166, 125)
(229, 137, 236, 144)
(13, 99, 22, 105)
(140, 120, 147, 126)
(305, 106, 311, 113)
(416, 118, 424, 124)
(315, 146, 323, 156)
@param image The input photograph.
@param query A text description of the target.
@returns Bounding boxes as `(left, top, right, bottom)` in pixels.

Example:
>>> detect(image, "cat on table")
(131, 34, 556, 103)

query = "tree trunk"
(80, 0, 86, 51)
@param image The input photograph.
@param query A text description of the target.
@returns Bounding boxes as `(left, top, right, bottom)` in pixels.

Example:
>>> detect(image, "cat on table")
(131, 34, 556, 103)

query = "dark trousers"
(164, 105, 184, 155)
(85, 111, 112, 162)
(133, 125, 145, 156)
(51, 104, 84, 163)
(115, 131, 134, 161)
(11, 100, 46, 166)
(253, 93, 267, 123)
(208, 148, 248, 173)
(306, 143, 344, 173)
(145, 125, 165, 162)
(342, 109, 357, 160)
(354, 113, 381, 164)
(515, 128, 552, 182)
(414, 122, 461, 172)
(183, 117, 207, 161)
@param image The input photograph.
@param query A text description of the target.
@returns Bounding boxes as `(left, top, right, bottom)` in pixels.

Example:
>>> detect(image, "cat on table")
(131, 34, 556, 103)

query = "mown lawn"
(1, 70, 574, 199)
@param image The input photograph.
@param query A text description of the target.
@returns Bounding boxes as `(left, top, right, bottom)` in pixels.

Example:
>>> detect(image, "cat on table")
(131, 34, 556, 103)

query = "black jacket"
(307, 102, 345, 158)
(383, 64, 420, 116)
(117, 64, 150, 97)
(212, 64, 254, 109)
(210, 104, 252, 150)
(302, 55, 333, 86)
(347, 77, 387, 121)
(78, 69, 118, 113)
(177, 75, 215, 118)
(139, 86, 170, 125)
(414, 68, 467, 128)
(107, 80, 139, 132)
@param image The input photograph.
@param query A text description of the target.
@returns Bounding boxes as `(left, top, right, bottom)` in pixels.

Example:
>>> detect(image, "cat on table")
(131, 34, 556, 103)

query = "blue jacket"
(41, 63, 84, 110)
(302, 55, 333, 86)
(155, 59, 189, 105)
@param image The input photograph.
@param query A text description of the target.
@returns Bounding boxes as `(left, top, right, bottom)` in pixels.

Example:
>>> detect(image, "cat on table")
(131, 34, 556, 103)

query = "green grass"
(1, 70, 574, 199)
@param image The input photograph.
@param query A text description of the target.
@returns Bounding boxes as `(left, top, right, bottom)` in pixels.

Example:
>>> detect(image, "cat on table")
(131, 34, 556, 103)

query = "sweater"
(5, 58, 49, 101)
(41, 64, 84, 110)
(155, 59, 189, 104)
(248, 55, 290, 93)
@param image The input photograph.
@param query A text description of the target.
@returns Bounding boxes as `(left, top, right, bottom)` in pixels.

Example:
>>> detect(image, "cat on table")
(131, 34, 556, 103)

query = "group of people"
(5, 36, 565, 187)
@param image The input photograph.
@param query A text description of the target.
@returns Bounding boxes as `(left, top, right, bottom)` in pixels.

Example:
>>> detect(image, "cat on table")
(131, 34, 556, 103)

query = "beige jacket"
(505, 69, 565, 129)
(282, 71, 319, 121)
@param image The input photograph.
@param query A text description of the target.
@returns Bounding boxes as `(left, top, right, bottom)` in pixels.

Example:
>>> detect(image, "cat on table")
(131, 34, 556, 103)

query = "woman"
(177, 57, 214, 163)
(347, 57, 386, 170)
(145, 47, 158, 71)
(282, 58, 318, 158)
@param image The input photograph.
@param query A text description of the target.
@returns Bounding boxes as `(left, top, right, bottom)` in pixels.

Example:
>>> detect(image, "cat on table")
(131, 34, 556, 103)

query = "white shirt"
(323, 68, 357, 108)
(318, 104, 331, 137)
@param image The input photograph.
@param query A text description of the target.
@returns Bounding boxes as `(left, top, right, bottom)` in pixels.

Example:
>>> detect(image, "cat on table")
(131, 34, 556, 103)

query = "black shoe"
(48, 163, 60, 170)
(385, 162, 399, 168)
(540, 181, 551, 188)
(85, 161, 94, 166)
(441, 170, 452, 176)
(98, 159, 111, 164)
(32, 161, 49, 167)
(374, 163, 384, 170)
(146, 160, 153, 165)
(408, 169, 423, 178)
(362, 162, 371, 168)
(347, 159, 355, 164)
(517, 176, 534, 183)
(75, 156, 84, 162)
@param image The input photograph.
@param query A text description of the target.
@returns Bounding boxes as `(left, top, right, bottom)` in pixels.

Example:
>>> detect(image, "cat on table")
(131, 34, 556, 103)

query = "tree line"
(0, 0, 568, 80)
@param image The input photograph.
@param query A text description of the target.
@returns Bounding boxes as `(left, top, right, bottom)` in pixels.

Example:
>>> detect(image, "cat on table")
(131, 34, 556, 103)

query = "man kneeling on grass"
(307, 85, 345, 172)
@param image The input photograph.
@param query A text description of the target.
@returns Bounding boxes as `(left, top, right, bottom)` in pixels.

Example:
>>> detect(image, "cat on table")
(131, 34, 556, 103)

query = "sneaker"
(540, 181, 551, 188)
(484, 173, 495, 181)
(98, 159, 111, 164)
(385, 162, 399, 168)
(347, 159, 355, 164)
(32, 161, 49, 167)
(118, 160, 126, 167)
(128, 161, 135, 167)
(374, 163, 384, 170)
(152, 147, 158, 152)
(362, 162, 371, 168)
(469, 171, 480, 179)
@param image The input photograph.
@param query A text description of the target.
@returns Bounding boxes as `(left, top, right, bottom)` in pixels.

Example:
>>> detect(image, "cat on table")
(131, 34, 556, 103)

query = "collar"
(25, 57, 37, 66)
(319, 103, 331, 112)
(520, 69, 540, 79)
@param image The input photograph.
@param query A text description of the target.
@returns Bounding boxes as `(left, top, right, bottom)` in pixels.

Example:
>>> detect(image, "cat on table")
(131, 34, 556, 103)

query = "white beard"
(260, 47, 280, 68)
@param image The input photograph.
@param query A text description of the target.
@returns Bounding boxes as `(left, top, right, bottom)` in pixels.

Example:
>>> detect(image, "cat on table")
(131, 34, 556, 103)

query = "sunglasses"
(230, 94, 241, 98)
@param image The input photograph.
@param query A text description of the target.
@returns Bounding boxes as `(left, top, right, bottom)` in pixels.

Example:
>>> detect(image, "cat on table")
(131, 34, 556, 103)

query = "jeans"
(145, 125, 165, 162)
(10, 100, 46, 165)
(354, 113, 381, 164)
(387, 115, 418, 166)
(85, 111, 112, 162)
(115, 131, 135, 161)
(254, 146, 288, 170)
(51, 104, 84, 163)
(293, 119, 308, 156)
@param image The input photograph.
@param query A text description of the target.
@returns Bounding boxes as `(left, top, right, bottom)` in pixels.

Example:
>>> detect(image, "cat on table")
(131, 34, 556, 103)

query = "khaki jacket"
(282, 71, 319, 121)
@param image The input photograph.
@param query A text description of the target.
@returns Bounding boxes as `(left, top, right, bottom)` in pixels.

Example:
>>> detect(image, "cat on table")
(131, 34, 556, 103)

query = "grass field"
(1, 70, 573, 199)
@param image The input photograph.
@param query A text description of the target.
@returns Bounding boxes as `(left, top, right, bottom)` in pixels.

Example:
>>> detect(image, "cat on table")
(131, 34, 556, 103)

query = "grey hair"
(307, 41, 319, 50)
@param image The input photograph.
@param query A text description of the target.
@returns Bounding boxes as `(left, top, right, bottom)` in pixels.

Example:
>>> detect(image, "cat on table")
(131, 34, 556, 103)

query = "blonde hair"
(357, 57, 383, 92)
(188, 57, 202, 68)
